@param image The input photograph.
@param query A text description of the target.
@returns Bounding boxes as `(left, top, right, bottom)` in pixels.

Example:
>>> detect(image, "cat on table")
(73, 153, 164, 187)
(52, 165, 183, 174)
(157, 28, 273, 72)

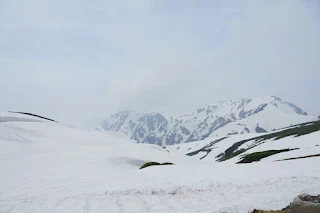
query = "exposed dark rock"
(253, 104, 268, 114)
(196, 108, 205, 114)
(239, 109, 252, 119)
(128, 120, 136, 130)
(272, 96, 307, 116)
(288, 193, 320, 212)
(227, 132, 238, 135)
(251, 193, 320, 213)
(180, 126, 190, 135)
(8, 111, 57, 122)
(255, 124, 268, 133)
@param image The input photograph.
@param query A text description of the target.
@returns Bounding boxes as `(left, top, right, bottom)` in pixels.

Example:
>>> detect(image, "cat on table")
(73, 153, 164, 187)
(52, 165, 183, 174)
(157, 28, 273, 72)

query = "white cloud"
(0, 0, 319, 124)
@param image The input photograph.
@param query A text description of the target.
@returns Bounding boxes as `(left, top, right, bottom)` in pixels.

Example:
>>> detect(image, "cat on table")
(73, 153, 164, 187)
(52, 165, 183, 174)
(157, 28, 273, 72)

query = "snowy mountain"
(99, 96, 316, 146)
(1, 110, 320, 213)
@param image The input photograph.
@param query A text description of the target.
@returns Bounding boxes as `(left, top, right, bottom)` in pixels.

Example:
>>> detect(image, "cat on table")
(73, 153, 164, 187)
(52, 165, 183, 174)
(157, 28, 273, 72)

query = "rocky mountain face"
(99, 96, 316, 146)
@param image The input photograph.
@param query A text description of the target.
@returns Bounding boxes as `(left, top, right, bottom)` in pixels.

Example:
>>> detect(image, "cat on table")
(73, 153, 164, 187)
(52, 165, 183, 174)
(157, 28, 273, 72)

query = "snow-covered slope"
(166, 121, 320, 164)
(99, 96, 316, 146)
(210, 107, 314, 137)
(1, 113, 320, 213)
(0, 110, 55, 123)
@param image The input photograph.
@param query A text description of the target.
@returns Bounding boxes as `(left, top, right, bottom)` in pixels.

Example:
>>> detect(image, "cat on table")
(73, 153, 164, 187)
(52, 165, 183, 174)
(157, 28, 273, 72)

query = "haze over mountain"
(1, 0, 320, 125)
(99, 96, 317, 146)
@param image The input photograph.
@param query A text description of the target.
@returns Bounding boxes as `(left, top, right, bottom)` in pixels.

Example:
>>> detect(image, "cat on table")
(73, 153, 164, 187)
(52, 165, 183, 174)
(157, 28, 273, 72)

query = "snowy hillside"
(1, 112, 320, 213)
(99, 96, 316, 146)
(166, 120, 320, 164)
(209, 107, 314, 137)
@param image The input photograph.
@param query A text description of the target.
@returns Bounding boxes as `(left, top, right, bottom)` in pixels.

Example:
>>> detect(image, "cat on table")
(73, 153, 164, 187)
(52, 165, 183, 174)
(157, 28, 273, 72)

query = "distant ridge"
(8, 111, 57, 122)
(99, 96, 317, 146)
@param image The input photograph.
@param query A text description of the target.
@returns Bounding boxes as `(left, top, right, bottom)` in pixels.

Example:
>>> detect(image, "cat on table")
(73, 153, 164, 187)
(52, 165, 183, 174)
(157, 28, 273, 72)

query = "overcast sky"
(0, 0, 319, 125)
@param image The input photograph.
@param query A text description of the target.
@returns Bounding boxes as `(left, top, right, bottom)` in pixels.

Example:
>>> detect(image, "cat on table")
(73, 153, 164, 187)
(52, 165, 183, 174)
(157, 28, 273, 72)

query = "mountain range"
(98, 96, 317, 146)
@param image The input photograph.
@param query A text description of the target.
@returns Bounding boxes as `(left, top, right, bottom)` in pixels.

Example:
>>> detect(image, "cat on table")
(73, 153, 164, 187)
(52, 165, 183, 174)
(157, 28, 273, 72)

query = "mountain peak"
(100, 96, 315, 145)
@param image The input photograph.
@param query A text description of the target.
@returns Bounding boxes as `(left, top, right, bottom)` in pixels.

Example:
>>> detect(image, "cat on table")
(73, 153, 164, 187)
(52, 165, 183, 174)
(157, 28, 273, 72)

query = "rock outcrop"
(251, 193, 320, 213)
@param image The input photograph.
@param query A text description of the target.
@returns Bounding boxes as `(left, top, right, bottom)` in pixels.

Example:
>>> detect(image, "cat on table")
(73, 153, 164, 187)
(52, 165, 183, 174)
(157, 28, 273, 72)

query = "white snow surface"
(167, 130, 320, 163)
(1, 115, 320, 213)
(210, 106, 316, 137)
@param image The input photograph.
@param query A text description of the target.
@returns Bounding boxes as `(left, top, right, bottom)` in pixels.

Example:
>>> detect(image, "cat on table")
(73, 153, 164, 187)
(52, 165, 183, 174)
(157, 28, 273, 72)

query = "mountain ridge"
(99, 96, 316, 146)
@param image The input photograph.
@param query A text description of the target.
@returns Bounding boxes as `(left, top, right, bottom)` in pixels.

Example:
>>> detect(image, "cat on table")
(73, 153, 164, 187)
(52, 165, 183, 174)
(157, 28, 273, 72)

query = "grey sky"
(0, 0, 319, 125)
